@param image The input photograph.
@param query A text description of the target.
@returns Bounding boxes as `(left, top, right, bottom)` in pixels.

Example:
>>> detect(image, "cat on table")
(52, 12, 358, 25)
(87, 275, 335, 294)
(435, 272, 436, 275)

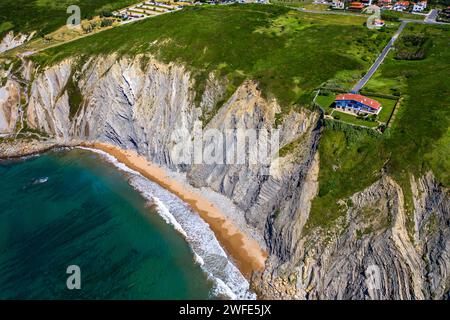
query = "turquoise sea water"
(0, 149, 213, 299)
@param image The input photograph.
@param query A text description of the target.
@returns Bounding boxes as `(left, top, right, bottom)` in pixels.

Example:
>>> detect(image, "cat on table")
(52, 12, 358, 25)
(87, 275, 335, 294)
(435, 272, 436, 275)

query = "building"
(374, 18, 385, 27)
(413, 1, 427, 12)
(335, 93, 382, 115)
(349, 1, 365, 10)
(332, 0, 345, 9)
(393, 1, 410, 11)
(361, 0, 373, 6)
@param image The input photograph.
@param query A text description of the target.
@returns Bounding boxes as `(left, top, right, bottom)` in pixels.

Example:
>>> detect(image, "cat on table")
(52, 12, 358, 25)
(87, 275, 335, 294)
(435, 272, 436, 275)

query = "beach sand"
(82, 142, 267, 279)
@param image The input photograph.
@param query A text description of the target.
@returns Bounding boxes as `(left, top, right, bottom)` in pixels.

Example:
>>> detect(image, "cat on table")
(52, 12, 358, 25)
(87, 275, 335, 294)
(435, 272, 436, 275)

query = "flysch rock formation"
(0, 31, 34, 54)
(0, 55, 448, 299)
(0, 79, 20, 134)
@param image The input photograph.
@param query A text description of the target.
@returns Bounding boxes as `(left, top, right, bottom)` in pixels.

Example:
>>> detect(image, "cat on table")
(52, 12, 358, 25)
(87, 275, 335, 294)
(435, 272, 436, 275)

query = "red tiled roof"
(349, 2, 365, 8)
(335, 94, 381, 109)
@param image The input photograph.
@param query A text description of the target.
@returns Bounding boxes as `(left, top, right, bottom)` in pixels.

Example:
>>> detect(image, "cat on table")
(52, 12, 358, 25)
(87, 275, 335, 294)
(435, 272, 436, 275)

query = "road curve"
(352, 21, 408, 92)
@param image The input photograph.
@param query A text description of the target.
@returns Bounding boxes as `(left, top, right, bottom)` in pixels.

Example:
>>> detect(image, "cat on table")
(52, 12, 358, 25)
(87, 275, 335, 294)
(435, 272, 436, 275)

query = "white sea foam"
(77, 146, 256, 300)
(78, 147, 141, 176)
(33, 177, 48, 184)
(150, 196, 188, 238)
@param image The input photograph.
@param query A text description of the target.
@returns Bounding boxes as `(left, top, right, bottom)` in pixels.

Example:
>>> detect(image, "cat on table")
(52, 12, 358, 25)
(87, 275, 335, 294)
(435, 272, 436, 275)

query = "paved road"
(352, 21, 408, 92)
(425, 9, 439, 23)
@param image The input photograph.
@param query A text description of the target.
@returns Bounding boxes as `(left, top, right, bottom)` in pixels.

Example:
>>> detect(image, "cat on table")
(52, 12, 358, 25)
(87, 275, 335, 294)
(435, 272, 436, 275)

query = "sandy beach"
(82, 142, 267, 279)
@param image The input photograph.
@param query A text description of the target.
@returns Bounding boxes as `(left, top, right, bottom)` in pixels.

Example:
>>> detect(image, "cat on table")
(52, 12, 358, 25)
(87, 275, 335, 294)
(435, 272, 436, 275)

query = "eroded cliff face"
(0, 79, 20, 134)
(2, 55, 448, 299)
(0, 31, 34, 54)
(25, 55, 321, 245)
(256, 174, 449, 300)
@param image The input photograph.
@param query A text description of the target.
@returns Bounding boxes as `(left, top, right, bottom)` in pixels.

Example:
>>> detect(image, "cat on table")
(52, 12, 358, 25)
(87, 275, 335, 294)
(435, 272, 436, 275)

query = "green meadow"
(0, 0, 141, 37)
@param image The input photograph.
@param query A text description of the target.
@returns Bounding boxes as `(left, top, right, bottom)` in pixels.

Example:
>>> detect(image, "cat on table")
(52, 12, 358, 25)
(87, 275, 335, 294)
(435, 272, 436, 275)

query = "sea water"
(0, 149, 214, 299)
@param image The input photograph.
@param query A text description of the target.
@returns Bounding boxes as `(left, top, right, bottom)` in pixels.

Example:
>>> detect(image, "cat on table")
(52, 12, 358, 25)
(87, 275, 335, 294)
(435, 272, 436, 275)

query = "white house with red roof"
(332, 0, 345, 9)
(335, 93, 382, 115)
(393, 1, 410, 11)
(413, 0, 427, 12)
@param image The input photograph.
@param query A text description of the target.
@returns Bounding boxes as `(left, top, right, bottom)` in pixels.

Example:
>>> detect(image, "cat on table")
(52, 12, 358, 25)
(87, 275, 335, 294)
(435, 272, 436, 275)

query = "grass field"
(331, 110, 379, 128)
(32, 4, 396, 118)
(0, 0, 141, 38)
(315, 93, 335, 114)
(373, 96, 397, 123)
(270, 0, 315, 8)
(381, 10, 426, 22)
(307, 24, 450, 233)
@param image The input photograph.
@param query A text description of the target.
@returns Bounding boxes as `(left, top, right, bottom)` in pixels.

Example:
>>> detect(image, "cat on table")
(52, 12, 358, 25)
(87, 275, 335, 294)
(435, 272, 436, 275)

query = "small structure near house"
(335, 93, 382, 115)
(374, 18, 385, 27)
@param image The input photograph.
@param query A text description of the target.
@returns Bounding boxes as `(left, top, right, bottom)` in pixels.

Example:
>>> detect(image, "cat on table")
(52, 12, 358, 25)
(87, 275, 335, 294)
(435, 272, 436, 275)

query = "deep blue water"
(0, 149, 212, 299)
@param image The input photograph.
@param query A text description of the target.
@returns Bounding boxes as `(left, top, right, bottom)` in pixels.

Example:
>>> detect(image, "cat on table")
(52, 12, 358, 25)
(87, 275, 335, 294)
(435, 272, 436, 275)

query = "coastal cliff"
(0, 56, 448, 299)
(0, 31, 32, 54)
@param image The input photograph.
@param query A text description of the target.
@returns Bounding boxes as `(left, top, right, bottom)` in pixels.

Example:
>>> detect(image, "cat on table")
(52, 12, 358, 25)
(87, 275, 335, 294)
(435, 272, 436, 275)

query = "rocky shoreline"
(0, 138, 61, 159)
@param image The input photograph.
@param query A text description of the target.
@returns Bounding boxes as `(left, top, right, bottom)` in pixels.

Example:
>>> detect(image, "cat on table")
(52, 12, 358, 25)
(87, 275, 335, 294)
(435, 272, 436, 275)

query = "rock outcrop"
(0, 31, 33, 54)
(256, 174, 449, 300)
(0, 79, 20, 134)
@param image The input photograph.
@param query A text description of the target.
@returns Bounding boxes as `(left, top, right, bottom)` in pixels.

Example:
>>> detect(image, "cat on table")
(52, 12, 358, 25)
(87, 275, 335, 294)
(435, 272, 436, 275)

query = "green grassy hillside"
(0, 0, 140, 37)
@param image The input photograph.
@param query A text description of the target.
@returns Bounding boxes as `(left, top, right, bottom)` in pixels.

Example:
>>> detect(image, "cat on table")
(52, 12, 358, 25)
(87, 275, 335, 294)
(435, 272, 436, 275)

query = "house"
(413, 1, 427, 12)
(393, 1, 410, 11)
(374, 18, 385, 26)
(332, 0, 345, 9)
(335, 93, 382, 115)
(349, 1, 365, 10)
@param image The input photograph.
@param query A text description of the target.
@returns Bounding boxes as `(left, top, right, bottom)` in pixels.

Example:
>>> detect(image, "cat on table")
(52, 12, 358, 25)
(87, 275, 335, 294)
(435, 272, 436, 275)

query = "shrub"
(100, 19, 114, 28)
(395, 34, 430, 60)
(100, 10, 113, 18)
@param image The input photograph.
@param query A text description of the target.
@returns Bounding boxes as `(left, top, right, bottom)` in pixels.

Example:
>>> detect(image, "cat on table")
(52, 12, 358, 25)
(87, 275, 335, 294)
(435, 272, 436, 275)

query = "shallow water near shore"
(0, 149, 214, 299)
